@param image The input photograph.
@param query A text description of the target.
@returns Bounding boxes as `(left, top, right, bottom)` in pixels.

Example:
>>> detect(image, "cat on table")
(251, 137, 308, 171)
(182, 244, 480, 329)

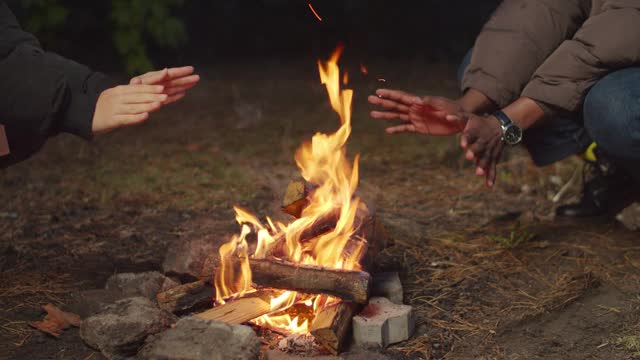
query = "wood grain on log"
(310, 301, 358, 354)
(194, 289, 277, 324)
(156, 280, 215, 315)
(250, 258, 370, 304)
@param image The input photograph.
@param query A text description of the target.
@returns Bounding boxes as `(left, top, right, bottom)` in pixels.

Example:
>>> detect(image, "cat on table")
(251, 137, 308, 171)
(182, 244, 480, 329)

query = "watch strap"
(493, 110, 513, 128)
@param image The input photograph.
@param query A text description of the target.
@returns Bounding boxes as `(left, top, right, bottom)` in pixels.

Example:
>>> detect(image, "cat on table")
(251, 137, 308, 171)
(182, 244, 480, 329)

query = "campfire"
(191, 47, 391, 353)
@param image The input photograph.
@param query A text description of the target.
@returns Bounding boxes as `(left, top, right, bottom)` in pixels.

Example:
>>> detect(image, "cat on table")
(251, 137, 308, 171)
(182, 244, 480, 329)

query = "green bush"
(18, 0, 187, 74)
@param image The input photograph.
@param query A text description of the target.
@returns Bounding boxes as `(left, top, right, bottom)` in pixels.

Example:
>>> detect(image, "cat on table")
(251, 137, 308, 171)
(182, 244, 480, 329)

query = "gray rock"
(137, 316, 260, 360)
(617, 203, 640, 231)
(162, 235, 219, 282)
(106, 271, 179, 300)
(80, 297, 175, 360)
(67, 289, 127, 319)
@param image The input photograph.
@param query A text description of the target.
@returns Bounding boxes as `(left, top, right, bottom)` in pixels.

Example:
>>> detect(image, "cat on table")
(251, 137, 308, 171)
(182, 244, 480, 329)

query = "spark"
(360, 64, 368, 75)
(308, 2, 323, 22)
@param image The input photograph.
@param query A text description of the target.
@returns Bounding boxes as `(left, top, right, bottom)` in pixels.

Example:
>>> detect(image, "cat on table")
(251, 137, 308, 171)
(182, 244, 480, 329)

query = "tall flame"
(214, 46, 365, 334)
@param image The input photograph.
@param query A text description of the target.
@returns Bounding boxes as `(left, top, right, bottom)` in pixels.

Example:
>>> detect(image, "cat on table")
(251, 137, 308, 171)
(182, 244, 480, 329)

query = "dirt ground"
(1, 59, 639, 360)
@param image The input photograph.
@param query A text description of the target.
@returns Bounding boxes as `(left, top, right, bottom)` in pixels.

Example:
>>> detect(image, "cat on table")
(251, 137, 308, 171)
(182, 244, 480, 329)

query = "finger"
(487, 143, 504, 187)
(385, 124, 416, 134)
(117, 102, 162, 115)
(123, 93, 168, 104)
(164, 82, 198, 96)
(475, 144, 494, 175)
(370, 111, 410, 121)
(165, 66, 195, 79)
(468, 140, 487, 161)
(162, 74, 200, 88)
(131, 68, 169, 85)
(446, 114, 468, 132)
(368, 95, 403, 109)
(118, 84, 165, 94)
(163, 92, 186, 105)
(142, 68, 170, 84)
(115, 112, 149, 125)
(375, 89, 421, 106)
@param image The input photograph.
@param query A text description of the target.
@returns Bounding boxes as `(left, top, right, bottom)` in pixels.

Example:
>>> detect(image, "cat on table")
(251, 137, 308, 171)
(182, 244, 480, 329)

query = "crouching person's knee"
(583, 68, 640, 159)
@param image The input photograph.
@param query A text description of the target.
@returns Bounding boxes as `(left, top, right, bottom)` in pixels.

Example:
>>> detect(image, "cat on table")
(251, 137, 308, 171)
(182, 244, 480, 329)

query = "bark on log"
(310, 301, 358, 355)
(250, 258, 370, 304)
(156, 280, 215, 315)
(194, 289, 278, 324)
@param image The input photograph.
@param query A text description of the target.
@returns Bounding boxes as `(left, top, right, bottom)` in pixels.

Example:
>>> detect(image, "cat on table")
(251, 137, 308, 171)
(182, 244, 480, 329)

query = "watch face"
(504, 125, 523, 145)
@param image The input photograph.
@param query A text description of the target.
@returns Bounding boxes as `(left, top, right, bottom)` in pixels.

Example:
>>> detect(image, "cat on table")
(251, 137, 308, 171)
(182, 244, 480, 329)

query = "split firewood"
(310, 301, 358, 354)
(201, 255, 370, 303)
(156, 280, 215, 315)
(250, 258, 370, 304)
(30, 304, 82, 337)
(282, 180, 314, 217)
(194, 289, 279, 324)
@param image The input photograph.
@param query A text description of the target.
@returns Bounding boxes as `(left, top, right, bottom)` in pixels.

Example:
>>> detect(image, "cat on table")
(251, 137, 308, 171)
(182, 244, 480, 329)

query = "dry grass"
(0, 266, 75, 348)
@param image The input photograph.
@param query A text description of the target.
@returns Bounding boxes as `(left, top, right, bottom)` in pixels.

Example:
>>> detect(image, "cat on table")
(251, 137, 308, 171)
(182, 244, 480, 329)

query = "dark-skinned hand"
(448, 112, 505, 187)
(368, 89, 465, 135)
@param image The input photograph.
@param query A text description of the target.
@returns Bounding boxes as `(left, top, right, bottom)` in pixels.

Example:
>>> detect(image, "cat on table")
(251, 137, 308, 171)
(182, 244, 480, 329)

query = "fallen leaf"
(30, 304, 82, 337)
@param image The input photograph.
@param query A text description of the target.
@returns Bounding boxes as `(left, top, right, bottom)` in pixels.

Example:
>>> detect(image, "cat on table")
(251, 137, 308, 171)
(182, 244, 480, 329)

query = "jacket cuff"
(522, 78, 582, 114)
(461, 70, 519, 108)
(61, 71, 112, 140)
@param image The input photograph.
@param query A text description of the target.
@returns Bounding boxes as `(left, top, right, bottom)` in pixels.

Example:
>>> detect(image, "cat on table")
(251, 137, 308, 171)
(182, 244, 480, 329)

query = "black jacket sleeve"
(0, 1, 112, 168)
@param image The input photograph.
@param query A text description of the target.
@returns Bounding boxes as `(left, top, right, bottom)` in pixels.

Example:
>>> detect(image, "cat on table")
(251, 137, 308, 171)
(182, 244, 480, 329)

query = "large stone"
(106, 271, 179, 300)
(66, 289, 127, 319)
(80, 297, 175, 359)
(137, 316, 260, 360)
(617, 203, 640, 231)
(162, 235, 219, 282)
(352, 297, 415, 348)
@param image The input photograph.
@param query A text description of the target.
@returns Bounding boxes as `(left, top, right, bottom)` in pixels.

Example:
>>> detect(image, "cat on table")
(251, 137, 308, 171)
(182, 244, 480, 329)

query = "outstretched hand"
(368, 89, 465, 135)
(92, 66, 200, 135)
(130, 66, 200, 105)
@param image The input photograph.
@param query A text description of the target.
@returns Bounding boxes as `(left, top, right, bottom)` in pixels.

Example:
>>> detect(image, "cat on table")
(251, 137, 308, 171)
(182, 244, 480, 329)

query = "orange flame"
(214, 46, 365, 334)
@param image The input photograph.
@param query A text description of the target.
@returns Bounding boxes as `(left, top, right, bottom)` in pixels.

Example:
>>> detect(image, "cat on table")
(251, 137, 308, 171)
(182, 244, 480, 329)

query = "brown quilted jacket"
(461, 0, 640, 115)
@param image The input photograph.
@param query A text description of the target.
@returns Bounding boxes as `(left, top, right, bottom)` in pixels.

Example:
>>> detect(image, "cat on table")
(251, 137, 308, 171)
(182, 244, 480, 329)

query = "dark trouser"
(459, 50, 640, 182)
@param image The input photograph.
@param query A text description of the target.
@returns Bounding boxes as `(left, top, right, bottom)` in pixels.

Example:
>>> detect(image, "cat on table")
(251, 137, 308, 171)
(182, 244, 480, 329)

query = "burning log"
(156, 280, 215, 315)
(250, 258, 370, 304)
(194, 289, 278, 324)
(202, 254, 370, 303)
(310, 301, 358, 354)
(265, 209, 341, 259)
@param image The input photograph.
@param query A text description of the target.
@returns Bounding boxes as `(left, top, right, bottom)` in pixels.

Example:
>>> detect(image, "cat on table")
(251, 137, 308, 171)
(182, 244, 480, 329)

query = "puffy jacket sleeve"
(0, 1, 112, 141)
(462, 0, 590, 108)
(522, 3, 640, 113)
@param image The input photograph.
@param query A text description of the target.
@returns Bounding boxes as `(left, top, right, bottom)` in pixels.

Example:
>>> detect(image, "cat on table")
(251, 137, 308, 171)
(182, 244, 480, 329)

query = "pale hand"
(92, 84, 166, 135)
(92, 66, 200, 135)
(129, 66, 200, 105)
(368, 89, 465, 135)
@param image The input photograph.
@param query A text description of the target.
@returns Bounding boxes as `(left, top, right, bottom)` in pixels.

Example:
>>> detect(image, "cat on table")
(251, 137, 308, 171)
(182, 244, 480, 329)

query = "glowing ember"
(360, 64, 368, 75)
(213, 46, 365, 335)
(308, 2, 323, 22)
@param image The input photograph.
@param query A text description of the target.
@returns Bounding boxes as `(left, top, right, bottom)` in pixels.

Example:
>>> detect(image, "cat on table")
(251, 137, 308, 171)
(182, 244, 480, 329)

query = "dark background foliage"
(7, 0, 500, 74)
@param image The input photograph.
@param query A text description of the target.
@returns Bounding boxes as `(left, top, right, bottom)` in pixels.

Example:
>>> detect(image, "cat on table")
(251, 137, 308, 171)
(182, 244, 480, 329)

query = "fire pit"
(189, 47, 395, 354)
(71, 47, 412, 359)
